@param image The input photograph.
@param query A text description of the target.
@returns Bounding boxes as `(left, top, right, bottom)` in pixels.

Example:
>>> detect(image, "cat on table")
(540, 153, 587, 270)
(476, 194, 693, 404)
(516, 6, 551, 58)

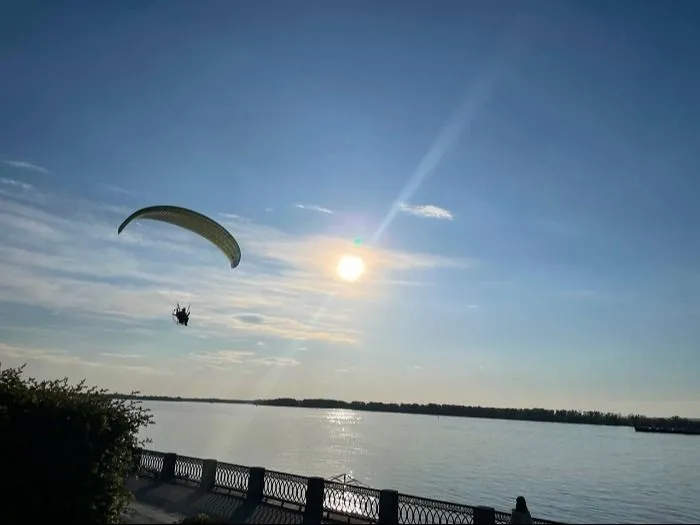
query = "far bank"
(112, 394, 700, 431)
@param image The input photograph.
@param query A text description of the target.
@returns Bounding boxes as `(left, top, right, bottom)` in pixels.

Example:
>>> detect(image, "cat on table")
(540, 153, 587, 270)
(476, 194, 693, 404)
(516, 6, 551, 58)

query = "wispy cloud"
(104, 185, 131, 195)
(295, 203, 334, 215)
(0, 177, 478, 399)
(219, 213, 248, 221)
(0, 342, 166, 376)
(186, 350, 299, 369)
(398, 203, 454, 221)
(0, 182, 471, 354)
(256, 356, 300, 367)
(1, 159, 49, 174)
(553, 289, 624, 303)
(187, 350, 257, 368)
(1, 177, 33, 190)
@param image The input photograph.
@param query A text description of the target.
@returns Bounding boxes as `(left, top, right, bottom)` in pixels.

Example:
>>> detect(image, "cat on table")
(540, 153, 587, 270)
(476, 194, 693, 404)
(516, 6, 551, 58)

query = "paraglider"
(172, 303, 190, 326)
(117, 205, 241, 268)
(117, 205, 242, 327)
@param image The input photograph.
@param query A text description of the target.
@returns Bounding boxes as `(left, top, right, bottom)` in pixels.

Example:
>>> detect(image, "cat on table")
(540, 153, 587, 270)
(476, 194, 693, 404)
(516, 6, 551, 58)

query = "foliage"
(0, 364, 153, 524)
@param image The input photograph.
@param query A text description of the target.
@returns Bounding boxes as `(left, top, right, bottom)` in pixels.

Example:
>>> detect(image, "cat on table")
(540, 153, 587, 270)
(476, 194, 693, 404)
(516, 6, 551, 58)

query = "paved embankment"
(121, 500, 186, 524)
(123, 477, 314, 524)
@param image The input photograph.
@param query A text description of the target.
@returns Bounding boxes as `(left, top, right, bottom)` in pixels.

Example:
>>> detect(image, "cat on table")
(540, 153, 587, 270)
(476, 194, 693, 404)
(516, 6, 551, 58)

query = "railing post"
(379, 489, 399, 524)
(303, 477, 325, 524)
(160, 453, 177, 482)
(200, 459, 218, 491)
(473, 506, 496, 525)
(130, 447, 143, 476)
(247, 467, 266, 502)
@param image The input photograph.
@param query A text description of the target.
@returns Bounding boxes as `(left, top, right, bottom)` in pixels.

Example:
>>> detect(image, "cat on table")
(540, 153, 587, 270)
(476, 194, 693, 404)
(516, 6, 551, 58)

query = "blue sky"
(1, 1, 699, 417)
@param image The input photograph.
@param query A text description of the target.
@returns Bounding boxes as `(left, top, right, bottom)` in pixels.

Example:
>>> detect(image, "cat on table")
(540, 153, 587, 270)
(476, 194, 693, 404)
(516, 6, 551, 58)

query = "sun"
(336, 255, 366, 282)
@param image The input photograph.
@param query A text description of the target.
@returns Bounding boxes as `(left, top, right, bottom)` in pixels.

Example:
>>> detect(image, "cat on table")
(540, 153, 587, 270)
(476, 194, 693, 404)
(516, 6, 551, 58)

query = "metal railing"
(264, 468, 309, 506)
(214, 460, 249, 493)
(174, 454, 203, 485)
(133, 448, 562, 525)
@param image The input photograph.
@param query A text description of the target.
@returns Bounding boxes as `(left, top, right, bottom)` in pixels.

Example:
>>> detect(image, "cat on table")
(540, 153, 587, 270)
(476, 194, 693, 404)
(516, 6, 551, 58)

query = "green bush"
(0, 364, 153, 524)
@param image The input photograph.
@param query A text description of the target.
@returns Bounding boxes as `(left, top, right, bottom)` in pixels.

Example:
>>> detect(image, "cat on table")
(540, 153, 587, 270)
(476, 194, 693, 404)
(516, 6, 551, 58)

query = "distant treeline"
(112, 395, 250, 405)
(110, 394, 700, 430)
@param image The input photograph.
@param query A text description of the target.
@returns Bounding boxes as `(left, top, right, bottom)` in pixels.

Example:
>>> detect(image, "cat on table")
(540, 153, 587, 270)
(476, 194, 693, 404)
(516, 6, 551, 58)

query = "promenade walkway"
(124, 477, 368, 524)
(121, 499, 185, 524)
(128, 449, 561, 525)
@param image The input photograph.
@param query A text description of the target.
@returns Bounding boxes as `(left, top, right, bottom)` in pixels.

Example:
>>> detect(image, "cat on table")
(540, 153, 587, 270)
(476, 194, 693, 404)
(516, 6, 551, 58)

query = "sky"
(1, 1, 699, 417)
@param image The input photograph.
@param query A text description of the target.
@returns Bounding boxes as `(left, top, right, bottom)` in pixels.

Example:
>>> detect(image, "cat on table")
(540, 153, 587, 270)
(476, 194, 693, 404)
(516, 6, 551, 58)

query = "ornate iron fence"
(174, 454, 203, 485)
(399, 493, 475, 524)
(215, 461, 249, 493)
(134, 448, 562, 524)
(263, 469, 308, 506)
(139, 449, 165, 478)
(495, 510, 553, 525)
(324, 479, 381, 522)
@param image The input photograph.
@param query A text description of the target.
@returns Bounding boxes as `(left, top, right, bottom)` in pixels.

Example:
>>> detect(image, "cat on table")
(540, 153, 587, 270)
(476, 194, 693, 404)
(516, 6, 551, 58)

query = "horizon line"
(110, 394, 698, 421)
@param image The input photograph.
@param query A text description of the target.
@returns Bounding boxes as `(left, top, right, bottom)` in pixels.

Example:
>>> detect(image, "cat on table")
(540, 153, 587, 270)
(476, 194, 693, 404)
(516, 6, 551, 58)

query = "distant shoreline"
(111, 394, 700, 430)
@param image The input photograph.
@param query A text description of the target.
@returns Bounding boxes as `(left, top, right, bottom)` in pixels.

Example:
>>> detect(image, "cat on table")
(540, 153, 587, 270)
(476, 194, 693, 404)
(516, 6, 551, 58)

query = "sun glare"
(336, 255, 366, 282)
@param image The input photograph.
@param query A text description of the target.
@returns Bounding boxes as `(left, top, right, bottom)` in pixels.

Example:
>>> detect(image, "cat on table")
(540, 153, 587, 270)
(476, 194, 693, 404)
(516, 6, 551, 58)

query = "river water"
(140, 401, 699, 524)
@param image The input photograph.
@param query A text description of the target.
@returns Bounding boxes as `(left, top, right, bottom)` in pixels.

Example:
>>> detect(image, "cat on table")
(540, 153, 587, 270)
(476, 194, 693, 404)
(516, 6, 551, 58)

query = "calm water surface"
(141, 401, 700, 524)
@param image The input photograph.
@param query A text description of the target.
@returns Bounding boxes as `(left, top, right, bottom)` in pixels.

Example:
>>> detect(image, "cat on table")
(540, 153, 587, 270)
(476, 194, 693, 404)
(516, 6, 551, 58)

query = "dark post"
(247, 467, 266, 502)
(378, 489, 399, 524)
(473, 506, 496, 525)
(160, 453, 177, 483)
(200, 459, 218, 491)
(130, 447, 143, 476)
(303, 477, 325, 524)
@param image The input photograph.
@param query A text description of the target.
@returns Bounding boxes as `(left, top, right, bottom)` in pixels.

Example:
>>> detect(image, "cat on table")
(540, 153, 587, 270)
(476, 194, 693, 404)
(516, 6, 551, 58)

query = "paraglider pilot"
(173, 303, 190, 326)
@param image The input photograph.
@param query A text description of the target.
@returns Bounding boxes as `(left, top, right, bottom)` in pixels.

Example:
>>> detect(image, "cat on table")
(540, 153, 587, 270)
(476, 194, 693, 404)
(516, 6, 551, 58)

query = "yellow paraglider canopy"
(117, 205, 242, 268)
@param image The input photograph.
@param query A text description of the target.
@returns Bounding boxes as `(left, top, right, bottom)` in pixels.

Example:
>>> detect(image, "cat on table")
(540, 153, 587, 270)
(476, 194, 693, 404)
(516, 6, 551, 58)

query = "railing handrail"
(326, 472, 372, 488)
(133, 447, 563, 524)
